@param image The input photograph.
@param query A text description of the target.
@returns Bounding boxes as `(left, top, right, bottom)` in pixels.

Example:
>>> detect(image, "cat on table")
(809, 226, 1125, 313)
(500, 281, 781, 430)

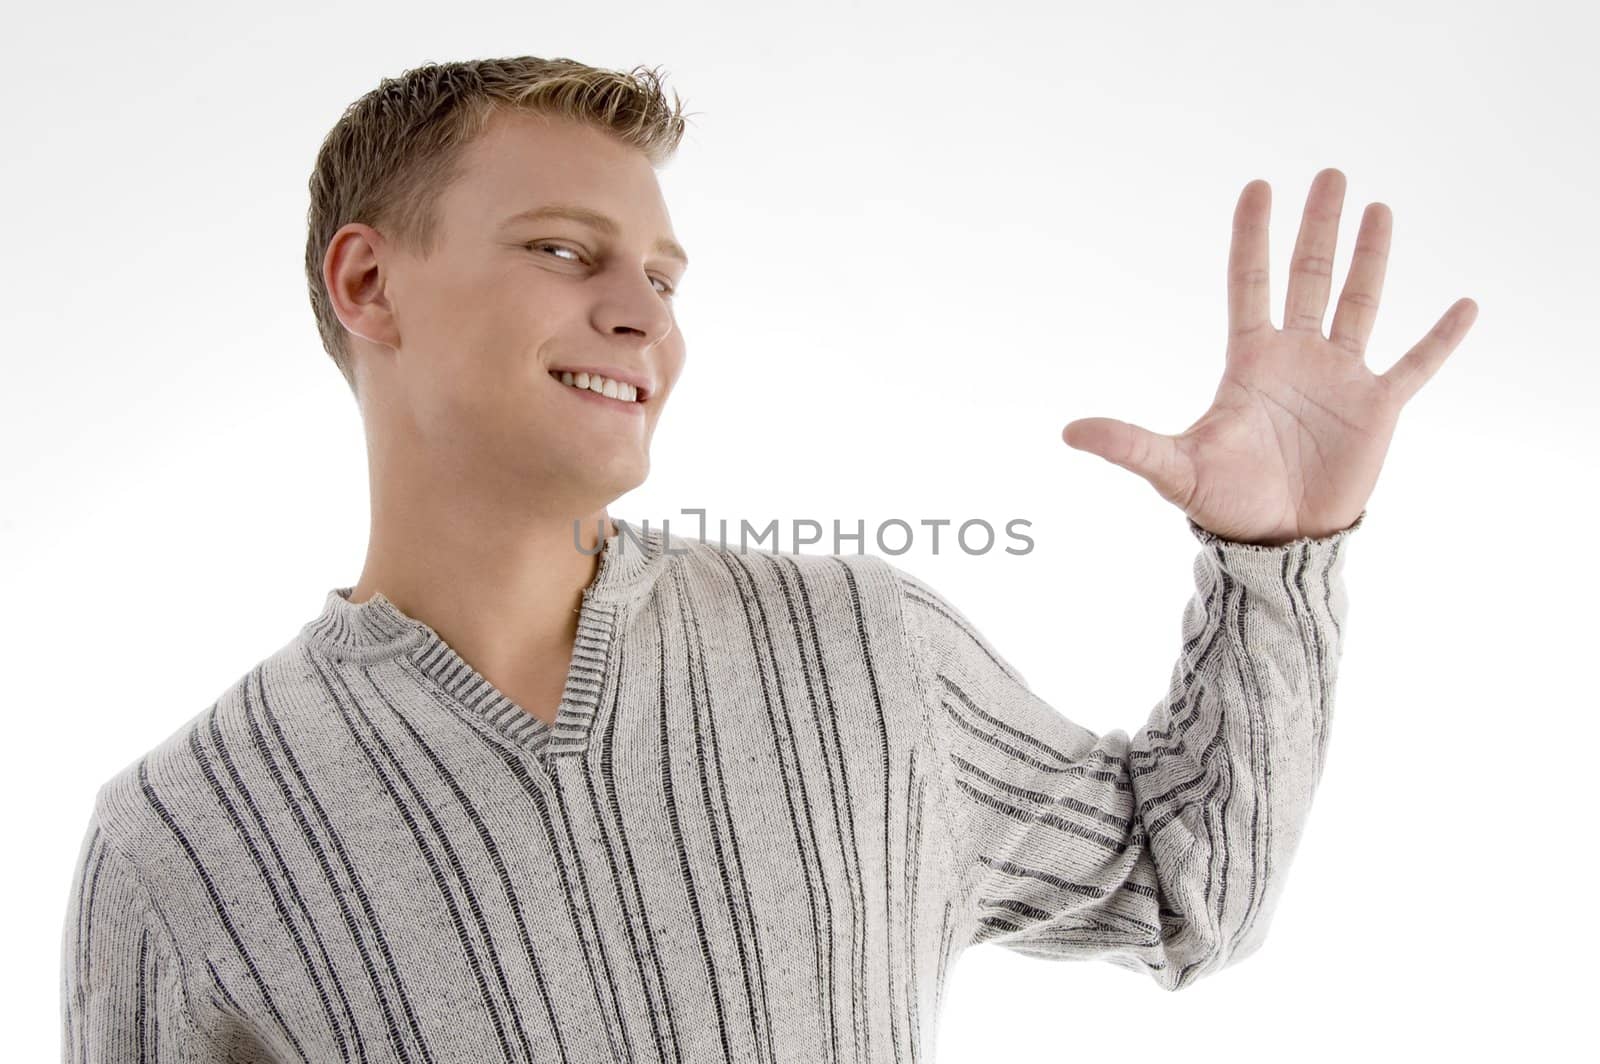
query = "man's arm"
(60, 806, 226, 1062)
(895, 509, 1362, 992)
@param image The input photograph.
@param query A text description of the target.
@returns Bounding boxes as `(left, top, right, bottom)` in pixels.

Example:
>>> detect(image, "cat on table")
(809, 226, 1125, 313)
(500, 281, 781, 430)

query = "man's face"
(345, 110, 689, 513)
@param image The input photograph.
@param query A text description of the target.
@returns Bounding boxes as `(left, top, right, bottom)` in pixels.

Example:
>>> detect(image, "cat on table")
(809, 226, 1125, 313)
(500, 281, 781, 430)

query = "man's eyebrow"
(499, 203, 690, 268)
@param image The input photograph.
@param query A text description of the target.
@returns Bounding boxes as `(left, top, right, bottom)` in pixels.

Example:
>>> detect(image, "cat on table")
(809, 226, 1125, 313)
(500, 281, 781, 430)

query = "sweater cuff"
(1187, 508, 1366, 552)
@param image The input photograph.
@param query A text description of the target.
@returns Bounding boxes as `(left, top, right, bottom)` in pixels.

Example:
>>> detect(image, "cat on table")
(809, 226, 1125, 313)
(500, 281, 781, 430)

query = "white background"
(5, 0, 1593, 1059)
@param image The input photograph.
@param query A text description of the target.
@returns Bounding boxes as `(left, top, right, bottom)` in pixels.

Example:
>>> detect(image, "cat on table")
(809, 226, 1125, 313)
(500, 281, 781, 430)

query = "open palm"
(1063, 168, 1479, 546)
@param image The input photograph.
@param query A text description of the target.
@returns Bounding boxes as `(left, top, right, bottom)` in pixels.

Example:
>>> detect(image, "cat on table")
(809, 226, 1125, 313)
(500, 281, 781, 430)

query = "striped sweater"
(60, 511, 1361, 1062)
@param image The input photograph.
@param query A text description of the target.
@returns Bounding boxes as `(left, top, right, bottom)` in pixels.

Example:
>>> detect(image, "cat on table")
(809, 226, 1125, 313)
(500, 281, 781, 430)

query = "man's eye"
(532, 242, 582, 262)
(530, 243, 677, 298)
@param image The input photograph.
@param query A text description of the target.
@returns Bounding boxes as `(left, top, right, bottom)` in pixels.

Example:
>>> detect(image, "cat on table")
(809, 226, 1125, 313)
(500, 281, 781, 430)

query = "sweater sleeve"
(895, 509, 1363, 992)
(60, 806, 226, 1062)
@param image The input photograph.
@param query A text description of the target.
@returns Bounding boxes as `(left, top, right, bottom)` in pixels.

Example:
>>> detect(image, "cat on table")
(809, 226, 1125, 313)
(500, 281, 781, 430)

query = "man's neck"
(347, 505, 616, 725)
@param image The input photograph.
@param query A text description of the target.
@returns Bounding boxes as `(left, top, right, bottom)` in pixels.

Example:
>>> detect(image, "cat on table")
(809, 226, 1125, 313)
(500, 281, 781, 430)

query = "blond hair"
(303, 57, 695, 398)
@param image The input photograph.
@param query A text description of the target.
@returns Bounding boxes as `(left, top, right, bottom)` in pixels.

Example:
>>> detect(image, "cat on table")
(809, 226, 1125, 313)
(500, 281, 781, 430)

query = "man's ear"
(325, 222, 401, 352)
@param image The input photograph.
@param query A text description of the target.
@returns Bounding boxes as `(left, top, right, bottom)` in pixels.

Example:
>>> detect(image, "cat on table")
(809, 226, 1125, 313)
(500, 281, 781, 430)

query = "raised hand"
(1062, 168, 1478, 546)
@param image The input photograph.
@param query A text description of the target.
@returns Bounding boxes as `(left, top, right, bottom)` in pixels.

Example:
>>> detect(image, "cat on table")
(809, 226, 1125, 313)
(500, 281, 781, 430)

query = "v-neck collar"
(299, 517, 675, 762)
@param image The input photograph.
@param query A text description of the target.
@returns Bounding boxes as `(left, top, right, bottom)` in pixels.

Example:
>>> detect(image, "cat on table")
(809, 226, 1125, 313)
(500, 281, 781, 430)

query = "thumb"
(1062, 417, 1190, 503)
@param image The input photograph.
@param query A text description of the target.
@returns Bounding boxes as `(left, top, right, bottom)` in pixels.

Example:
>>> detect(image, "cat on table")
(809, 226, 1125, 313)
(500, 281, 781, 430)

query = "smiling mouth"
(549, 370, 647, 413)
(548, 369, 650, 404)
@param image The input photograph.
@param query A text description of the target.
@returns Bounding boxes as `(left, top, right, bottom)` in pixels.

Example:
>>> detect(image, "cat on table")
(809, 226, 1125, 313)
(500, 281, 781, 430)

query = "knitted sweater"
(60, 511, 1361, 1063)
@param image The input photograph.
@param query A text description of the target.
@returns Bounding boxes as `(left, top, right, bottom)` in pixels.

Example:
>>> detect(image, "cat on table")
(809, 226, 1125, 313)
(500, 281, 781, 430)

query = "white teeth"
(553, 370, 641, 403)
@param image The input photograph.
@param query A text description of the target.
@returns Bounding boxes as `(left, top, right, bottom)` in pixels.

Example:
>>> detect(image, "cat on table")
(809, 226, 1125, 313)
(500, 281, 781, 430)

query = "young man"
(59, 58, 1475, 1063)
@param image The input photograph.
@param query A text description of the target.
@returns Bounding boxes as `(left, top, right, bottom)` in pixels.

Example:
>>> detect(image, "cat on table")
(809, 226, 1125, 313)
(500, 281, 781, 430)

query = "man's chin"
(559, 450, 650, 500)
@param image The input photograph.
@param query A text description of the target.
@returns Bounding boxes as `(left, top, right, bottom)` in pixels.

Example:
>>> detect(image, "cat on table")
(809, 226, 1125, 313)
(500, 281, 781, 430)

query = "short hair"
(303, 57, 695, 399)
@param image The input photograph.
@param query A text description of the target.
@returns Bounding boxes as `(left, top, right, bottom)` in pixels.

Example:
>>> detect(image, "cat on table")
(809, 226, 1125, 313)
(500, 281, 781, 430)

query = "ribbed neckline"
(299, 517, 675, 763)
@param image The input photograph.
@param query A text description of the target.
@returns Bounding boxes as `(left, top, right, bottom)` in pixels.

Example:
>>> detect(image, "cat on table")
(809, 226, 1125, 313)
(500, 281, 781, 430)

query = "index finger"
(1228, 179, 1273, 340)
